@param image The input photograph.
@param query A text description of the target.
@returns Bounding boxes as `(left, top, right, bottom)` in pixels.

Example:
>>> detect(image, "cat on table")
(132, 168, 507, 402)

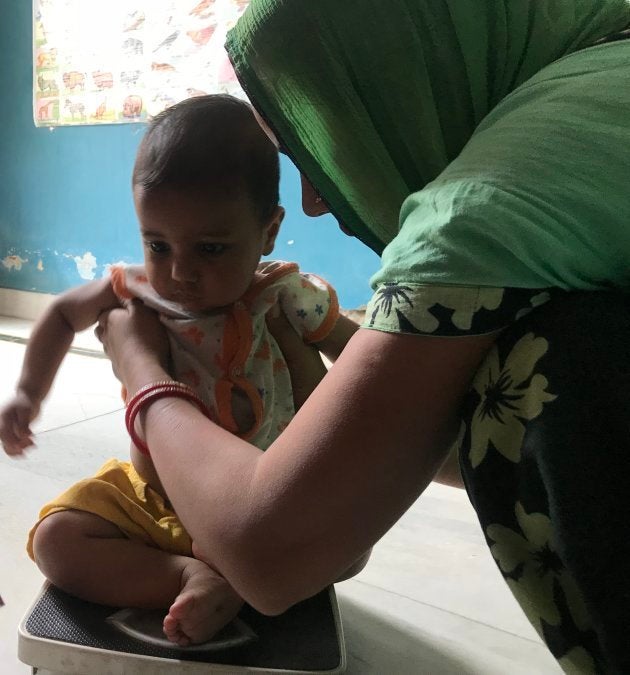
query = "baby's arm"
(0, 278, 119, 454)
(313, 314, 359, 363)
(267, 312, 359, 412)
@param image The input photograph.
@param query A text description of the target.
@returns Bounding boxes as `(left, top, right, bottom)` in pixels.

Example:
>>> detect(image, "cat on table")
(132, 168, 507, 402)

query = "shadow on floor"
(340, 598, 478, 674)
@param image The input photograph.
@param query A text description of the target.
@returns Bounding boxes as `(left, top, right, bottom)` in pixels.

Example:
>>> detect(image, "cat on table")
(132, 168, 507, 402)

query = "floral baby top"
(110, 260, 338, 449)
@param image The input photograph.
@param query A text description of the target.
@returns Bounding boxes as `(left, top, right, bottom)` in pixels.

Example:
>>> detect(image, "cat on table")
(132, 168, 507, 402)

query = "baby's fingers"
(1, 427, 32, 455)
(2, 436, 31, 456)
(12, 417, 34, 441)
(0, 421, 33, 456)
(7, 439, 34, 457)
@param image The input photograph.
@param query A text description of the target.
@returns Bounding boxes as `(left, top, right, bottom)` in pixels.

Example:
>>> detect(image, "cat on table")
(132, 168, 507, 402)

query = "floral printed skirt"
(458, 291, 630, 674)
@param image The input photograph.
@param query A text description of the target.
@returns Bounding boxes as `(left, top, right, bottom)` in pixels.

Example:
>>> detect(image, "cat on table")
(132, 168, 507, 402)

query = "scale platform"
(18, 582, 346, 674)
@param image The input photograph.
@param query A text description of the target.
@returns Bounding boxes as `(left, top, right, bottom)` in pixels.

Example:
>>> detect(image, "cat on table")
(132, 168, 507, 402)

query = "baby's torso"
(162, 301, 295, 448)
(111, 260, 337, 450)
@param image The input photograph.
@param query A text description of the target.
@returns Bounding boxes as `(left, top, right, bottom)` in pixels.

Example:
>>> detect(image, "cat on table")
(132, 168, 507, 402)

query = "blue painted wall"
(0, 1, 378, 308)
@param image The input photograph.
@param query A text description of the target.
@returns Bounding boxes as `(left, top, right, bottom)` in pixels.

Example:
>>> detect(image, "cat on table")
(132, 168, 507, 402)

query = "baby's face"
(134, 187, 281, 313)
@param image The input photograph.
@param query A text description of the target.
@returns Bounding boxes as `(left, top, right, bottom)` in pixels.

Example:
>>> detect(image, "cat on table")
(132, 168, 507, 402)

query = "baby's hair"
(133, 94, 280, 221)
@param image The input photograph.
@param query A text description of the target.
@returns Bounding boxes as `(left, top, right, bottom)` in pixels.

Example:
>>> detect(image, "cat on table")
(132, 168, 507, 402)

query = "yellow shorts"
(27, 458, 192, 560)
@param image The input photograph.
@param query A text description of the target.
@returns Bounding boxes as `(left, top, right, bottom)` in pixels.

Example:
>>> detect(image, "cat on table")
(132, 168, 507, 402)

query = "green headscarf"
(226, 0, 629, 257)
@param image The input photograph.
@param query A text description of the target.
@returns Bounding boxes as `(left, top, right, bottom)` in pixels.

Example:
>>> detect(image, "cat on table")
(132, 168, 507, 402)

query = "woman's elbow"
(226, 546, 371, 617)
(193, 536, 313, 616)
(228, 558, 314, 616)
(245, 548, 373, 614)
(192, 518, 371, 616)
(240, 579, 303, 617)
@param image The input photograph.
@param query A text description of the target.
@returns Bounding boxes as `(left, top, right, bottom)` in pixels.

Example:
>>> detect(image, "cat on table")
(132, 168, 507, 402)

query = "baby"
(0, 94, 356, 645)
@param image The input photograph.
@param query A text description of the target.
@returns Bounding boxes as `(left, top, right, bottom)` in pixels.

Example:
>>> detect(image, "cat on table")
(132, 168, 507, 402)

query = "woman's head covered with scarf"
(226, 0, 629, 254)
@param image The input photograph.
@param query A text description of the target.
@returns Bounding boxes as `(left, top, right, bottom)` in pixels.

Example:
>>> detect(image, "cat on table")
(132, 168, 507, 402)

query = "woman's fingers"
(94, 300, 172, 389)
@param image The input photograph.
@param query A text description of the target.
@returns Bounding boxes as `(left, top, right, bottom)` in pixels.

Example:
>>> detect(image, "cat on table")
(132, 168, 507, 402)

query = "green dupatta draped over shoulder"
(227, 1, 630, 290)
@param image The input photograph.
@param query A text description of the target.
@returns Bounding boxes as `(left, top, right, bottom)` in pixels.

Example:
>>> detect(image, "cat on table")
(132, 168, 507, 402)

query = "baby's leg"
(32, 510, 242, 645)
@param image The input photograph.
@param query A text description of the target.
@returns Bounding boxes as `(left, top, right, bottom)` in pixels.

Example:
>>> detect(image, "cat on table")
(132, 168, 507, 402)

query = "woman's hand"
(96, 300, 171, 391)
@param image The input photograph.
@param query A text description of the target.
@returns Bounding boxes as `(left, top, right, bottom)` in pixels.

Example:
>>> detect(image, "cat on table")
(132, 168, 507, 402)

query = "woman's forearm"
(141, 375, 443, 615)
(139, 399, 269, 592)
(135, 329, 494, 615)
(124, 360, 172, 396)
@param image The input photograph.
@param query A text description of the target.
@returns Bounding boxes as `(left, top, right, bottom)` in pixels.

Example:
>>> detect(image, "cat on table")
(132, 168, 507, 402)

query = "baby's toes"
(163, 612, 188, 645)
(168, 591, 194, 621)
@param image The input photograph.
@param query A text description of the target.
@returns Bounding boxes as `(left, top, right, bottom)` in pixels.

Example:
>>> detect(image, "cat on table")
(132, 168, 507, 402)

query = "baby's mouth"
(170, 291, 202, 307)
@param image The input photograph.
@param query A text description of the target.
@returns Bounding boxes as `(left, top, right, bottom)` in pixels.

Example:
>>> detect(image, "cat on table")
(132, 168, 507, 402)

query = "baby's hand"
(0, 391, 40, 456)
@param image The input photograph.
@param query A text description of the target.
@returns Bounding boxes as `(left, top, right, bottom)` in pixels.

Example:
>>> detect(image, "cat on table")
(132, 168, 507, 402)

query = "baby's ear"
(262, 206, 284, 256)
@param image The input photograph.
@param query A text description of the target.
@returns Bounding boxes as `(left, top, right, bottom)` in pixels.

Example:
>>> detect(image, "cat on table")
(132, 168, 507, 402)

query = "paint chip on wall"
(73, 252, 97, 280)
(2, 255, 28, 271)
(37, 259, 44, 271)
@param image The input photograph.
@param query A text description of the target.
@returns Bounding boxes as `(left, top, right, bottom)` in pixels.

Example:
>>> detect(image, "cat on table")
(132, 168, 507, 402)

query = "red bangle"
(125, 381, 189, 433)
(124, 380, 184, 406)
(125, 382, 211, 456)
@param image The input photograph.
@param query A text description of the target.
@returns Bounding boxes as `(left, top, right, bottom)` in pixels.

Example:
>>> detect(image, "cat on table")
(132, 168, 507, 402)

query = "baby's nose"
(171, 259, 198, 283)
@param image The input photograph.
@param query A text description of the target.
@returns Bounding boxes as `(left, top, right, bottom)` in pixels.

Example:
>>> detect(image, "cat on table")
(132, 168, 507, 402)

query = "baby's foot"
(163, 559, 243, 646)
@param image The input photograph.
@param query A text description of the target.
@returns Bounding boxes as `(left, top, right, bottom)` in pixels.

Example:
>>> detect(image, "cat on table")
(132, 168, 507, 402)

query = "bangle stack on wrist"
(124, 380, 211, 456)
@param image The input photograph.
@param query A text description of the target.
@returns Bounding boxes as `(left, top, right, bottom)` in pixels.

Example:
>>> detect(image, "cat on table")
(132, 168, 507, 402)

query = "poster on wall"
(33, 0, 249, 127)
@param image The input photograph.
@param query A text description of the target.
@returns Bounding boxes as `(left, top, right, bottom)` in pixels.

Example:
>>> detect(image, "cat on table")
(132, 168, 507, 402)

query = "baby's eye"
(146, 241, 170, 253)
(199, 243, 226, 255)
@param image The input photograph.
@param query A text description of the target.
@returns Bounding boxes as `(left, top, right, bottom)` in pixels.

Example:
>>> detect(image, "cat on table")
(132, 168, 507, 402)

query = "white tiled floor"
(0, 316, 561, 674)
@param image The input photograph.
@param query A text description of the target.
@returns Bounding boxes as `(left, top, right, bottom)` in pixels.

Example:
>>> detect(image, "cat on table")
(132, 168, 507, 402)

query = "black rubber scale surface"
(25, 584, 341, 670)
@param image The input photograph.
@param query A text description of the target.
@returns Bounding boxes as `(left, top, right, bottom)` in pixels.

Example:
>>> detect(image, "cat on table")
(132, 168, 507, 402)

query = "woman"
(98, 1, 630, 671)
